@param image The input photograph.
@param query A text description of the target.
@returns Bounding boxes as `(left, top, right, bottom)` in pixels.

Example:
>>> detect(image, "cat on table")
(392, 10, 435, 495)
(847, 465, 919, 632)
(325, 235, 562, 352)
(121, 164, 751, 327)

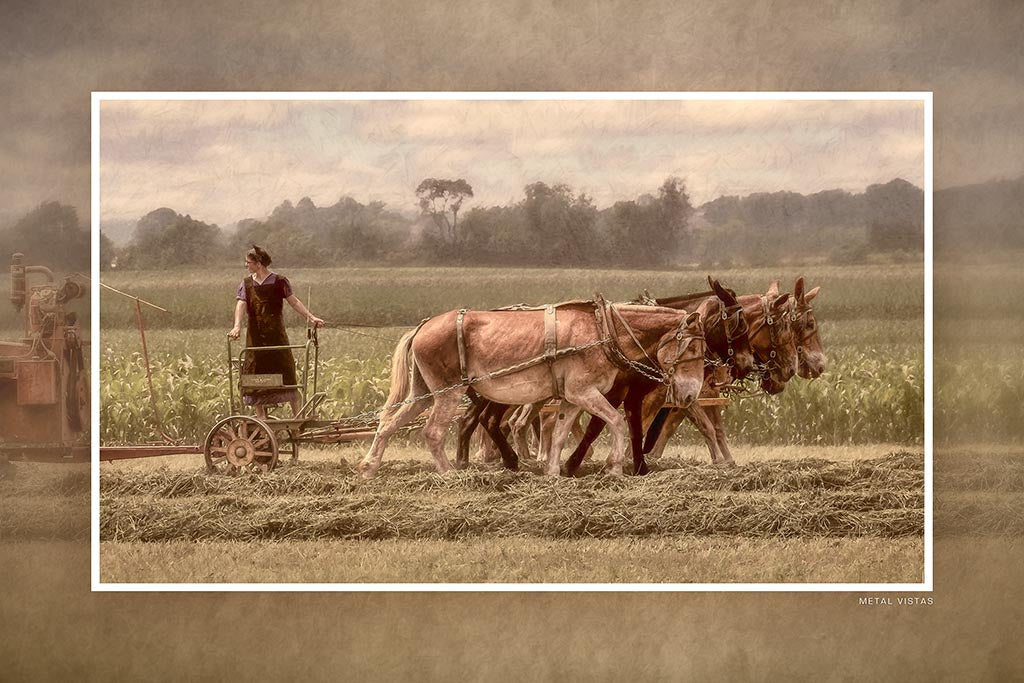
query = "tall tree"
(605, 177, 694, 267)
(416, 178, 474, 249)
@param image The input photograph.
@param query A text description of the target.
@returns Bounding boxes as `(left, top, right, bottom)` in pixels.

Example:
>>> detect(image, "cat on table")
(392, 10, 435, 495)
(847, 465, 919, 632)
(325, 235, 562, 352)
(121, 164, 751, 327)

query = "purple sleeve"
(278, 276, 293, 299)
(236, 280, 247, 301)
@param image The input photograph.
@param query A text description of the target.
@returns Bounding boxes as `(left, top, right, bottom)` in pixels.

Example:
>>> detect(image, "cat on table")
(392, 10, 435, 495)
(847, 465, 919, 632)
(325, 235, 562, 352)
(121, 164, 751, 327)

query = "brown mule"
(358, 300, 706, 478)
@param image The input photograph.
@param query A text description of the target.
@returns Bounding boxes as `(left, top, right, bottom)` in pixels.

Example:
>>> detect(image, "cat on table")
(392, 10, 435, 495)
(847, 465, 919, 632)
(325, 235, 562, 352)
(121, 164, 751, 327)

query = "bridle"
(788, 298, 820, 368)
(789, 299, 817, 344)
(745, 295, 796, 374)
(707, 298, 748, 367)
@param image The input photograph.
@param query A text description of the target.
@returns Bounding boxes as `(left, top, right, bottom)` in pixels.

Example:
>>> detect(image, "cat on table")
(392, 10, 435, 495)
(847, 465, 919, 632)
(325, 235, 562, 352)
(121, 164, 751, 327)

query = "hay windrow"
(100, 487, 924, 542)
(98, 453, 930, 542)
(100, 453, 926, 498)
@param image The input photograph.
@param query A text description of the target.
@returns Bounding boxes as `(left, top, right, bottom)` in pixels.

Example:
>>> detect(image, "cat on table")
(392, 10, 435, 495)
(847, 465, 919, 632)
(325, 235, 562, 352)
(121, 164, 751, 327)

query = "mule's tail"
(381, 326, 423, 414)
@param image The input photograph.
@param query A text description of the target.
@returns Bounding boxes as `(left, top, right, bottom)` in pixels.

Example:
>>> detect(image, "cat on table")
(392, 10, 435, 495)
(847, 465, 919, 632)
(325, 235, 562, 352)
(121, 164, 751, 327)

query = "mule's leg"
(510, 402, 543, 460)
(456, 396, 485, 470)
(480, 402, 518, 470)
(624, 387, 651, 475)
(544, 402, 584, 477)
(508, 404, 534, 460)
(709, 405, 736, 466)
(421, 390, 465, 474)
(686, 404, 724, 464)
(471, 430, 496, 464)
(565, 389, 628, 477)
(564, 414, 606, 476)
(645, 408, 687, 460)
(642, 407, 671, 455)
(358, 397, 431, 478)
(539, 405, 565, 466)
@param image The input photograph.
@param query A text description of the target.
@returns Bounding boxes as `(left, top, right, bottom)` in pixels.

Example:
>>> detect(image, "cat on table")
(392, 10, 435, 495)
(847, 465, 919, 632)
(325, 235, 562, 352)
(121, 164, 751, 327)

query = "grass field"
(99, 262, 932, 446)
(100, 263, 927, 328)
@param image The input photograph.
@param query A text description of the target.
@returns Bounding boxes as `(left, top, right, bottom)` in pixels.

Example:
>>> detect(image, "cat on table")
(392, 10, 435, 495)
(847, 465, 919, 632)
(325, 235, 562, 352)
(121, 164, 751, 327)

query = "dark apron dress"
(241, 276, 299, 406)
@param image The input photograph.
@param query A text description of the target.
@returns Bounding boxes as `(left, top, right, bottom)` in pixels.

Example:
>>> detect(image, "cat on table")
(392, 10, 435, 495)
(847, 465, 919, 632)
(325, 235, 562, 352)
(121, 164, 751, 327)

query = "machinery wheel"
(204, 416, 279, 474)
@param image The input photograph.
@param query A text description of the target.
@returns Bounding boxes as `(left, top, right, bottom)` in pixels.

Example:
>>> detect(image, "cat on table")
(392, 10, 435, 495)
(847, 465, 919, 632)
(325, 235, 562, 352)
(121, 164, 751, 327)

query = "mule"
(646, 277, 824, 464)
(358, 300, 706, 478)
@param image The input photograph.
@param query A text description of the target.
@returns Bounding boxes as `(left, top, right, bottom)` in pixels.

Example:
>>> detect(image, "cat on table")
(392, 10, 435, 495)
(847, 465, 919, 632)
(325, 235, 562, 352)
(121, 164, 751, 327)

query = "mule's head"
(706, 276, 755, 380)
(750, 286, 798, 385)
(657, 310, 706, 408)
(791, 277, 826, 379)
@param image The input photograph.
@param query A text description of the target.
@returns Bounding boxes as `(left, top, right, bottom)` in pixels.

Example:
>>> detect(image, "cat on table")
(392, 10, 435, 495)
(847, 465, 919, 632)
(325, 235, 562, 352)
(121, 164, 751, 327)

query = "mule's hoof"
(356, 462, 377, 479)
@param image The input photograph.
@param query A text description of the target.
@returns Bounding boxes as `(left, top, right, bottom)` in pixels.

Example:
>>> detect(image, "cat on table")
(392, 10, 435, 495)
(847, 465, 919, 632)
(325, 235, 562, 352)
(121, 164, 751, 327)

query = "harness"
(595, 295, 705, 386)
(715, 298, 748, 362)
(453, 297, 704, 394)
(455, 299, 591, 397)
(639, 290, 745, 369)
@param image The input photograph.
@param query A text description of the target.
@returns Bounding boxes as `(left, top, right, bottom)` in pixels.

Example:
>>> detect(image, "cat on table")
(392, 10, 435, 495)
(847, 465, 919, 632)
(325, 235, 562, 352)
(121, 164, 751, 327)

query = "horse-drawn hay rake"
(100, 326, 405, 472)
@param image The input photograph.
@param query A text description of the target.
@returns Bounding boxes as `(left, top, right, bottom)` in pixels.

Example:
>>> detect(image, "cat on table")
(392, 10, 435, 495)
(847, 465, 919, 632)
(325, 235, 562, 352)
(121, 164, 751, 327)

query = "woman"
(227, 245, 324, 419)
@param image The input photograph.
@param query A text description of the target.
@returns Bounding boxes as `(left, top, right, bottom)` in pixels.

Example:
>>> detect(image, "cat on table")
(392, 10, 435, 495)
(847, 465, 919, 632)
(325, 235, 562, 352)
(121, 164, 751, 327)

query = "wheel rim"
(204, 416, 279, 474)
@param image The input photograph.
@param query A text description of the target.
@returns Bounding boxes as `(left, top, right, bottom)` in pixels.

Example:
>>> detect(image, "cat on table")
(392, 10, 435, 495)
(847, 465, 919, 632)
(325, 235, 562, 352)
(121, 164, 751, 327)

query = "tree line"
(1, 176, 926, 273)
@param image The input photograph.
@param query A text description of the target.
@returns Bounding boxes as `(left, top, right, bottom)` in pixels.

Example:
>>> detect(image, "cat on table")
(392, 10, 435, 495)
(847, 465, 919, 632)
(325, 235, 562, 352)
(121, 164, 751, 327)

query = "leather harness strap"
(543, 305, 557, 359)
(543, 304, 562, 397)
(456, 308, 469, 383)
(456, 304, 564, 395)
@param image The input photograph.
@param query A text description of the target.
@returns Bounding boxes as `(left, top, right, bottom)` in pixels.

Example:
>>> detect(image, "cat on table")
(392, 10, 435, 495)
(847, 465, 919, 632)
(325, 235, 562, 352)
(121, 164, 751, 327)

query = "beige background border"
(2, 0, 1020, 678)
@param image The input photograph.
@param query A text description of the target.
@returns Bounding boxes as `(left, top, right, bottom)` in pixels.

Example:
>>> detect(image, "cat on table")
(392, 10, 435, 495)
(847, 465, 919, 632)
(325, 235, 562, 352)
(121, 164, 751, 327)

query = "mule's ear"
(794, 277, 805, 301)
(711, 278, 737, 305)
(767, 280, 780, 297)
(772, 293, 790, 309)
(804, 286, 820, 303)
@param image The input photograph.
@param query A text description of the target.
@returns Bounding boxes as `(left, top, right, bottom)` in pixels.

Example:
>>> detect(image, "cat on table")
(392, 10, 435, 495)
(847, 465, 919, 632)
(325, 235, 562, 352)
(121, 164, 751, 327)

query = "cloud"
(97, 98, 925, 223)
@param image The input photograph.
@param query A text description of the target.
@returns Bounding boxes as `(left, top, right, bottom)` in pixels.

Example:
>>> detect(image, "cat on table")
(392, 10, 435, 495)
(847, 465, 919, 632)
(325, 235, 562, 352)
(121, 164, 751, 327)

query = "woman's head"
(245, 245, 272, 272)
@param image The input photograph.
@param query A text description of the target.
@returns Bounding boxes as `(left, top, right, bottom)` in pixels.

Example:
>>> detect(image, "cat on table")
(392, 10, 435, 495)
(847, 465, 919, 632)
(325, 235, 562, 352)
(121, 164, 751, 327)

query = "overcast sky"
(99, 98, 924, 226)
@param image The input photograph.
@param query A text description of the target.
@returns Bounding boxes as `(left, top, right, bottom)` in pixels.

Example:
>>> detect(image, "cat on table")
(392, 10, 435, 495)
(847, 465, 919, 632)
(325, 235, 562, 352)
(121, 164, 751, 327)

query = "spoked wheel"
(204, 416, 279, 474)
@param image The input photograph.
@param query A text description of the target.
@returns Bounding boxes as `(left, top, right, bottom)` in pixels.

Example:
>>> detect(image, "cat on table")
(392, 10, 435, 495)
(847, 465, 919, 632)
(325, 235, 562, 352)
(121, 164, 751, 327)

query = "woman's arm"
(227, 300, 246, 339)
(286, 295, 325, 327)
